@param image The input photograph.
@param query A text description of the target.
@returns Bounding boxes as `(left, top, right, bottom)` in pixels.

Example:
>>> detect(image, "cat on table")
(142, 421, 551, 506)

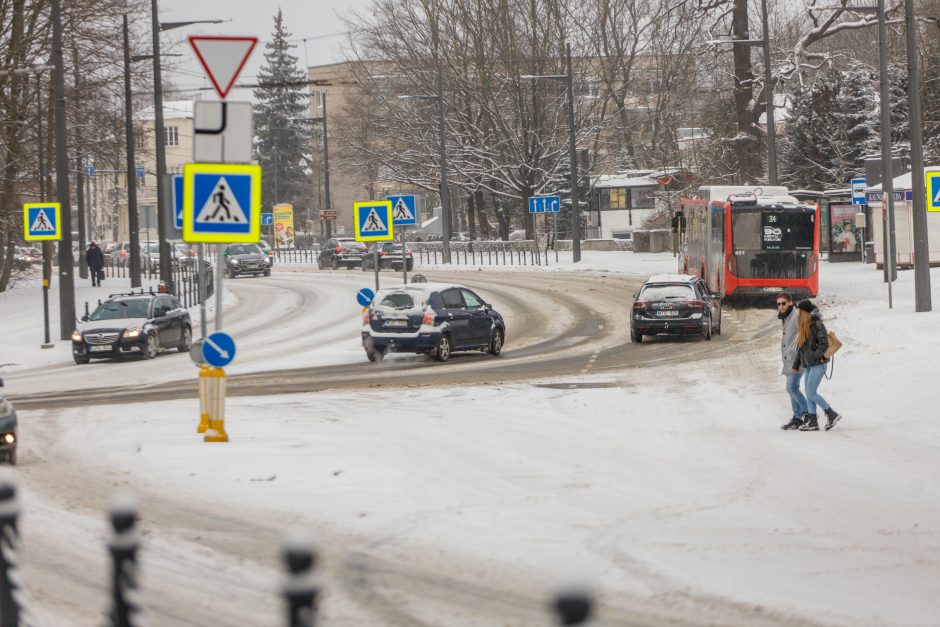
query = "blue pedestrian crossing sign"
(354, 200, 394, 242)
(387, 194, 417, 226)
(528, 196, 561, 213)
(182, 162, 261, 243)
(357, 287, 375, 307)
(261, 212, 273, 225)
(202, 332, 236, 367)
(172, 175, 184, 229)
(926, 171, 940, 213)
(23, 203, 61, 241)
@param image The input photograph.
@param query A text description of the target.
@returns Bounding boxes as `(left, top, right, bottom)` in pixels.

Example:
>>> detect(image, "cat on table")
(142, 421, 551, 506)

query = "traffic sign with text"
(320, 210, 337, 221)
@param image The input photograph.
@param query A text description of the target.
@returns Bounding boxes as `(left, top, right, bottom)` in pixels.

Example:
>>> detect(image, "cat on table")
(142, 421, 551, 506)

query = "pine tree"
(253, 10, 314, 212)
(885, 65, 910, 160)
(838, 68, 880, 177)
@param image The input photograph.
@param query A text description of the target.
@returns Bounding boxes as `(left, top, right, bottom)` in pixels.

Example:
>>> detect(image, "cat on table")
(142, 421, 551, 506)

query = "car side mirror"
(632, 292, 639, 299)
(81, 314, 90, 322)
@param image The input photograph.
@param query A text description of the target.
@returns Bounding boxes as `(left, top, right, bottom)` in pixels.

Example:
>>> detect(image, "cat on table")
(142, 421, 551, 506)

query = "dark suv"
(630, 274, 722, 342)
(319, 238, 368, 270)
(362, 243, 414, 271)
(72, 291, 192, 363)
(361, 282, 505, 362)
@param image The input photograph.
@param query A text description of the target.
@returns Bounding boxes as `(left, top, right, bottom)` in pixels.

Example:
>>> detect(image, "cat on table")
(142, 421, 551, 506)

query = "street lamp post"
(148, 2, 223, 290)
(308, 91, 333, 239)
(399, 74, 453, 264)
(521, 41, 582, 263)
(123, 14, 143, 287)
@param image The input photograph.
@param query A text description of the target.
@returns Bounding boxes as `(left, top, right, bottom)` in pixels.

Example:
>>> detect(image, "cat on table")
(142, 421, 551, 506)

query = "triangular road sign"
(30, 208, 56, 232)
(189, 36, 258, 99)
(195, 176, 248, 224)
(361, 208, 388, 232)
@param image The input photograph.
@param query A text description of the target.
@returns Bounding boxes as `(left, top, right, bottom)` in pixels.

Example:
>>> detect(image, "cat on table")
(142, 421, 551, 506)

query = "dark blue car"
(361, 282, 505, 362)
(0, 378, 17, 465)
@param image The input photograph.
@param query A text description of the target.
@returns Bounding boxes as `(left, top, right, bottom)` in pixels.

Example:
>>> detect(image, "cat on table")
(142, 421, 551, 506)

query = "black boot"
(780, 415, 804, 430)
(824, 407, 842, 431)
(798, 413, 819, 431)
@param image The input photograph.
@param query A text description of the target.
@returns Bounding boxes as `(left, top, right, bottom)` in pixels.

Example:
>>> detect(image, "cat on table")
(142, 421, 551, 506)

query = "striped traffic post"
(108, 492, 142, 627)
(553, 589, 593, 625)
(0, 475, 23, 627)
(282, 532, 319, 627)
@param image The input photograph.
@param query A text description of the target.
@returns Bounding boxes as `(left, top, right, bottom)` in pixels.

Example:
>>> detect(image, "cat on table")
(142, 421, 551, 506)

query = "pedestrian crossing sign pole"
(23, 203, 62, 241)
(354, 200, 394, 242)
(182, 162, 262, 244)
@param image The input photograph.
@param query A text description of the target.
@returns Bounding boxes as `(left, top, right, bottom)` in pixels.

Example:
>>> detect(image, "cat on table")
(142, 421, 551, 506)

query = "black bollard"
(0, 475, 23, 627)
(282, 532, 318, 627)
(108, 492, 142, 627)
(553, 589, 592, 626)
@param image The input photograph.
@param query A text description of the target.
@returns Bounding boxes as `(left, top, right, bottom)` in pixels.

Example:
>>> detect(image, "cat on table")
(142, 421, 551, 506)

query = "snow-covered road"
(4, 255, 940, 625)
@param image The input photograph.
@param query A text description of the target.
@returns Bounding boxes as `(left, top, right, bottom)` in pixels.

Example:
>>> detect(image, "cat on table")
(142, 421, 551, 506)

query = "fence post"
(108, 492, 143, 627)
(0, 475, 25, 627)
(282, 532, 319, 627)
(553, 590, 592, 625)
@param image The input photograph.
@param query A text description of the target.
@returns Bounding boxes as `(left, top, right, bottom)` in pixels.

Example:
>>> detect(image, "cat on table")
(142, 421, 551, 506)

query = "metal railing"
(412, 240, 551, 266)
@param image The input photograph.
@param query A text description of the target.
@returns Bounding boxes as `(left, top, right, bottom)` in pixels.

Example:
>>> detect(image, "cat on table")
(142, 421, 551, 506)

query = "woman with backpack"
(791, 300, 842, 431)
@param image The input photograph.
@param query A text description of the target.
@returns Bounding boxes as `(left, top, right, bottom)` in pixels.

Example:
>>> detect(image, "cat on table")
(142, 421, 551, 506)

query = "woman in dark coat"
(791, 300, 842, 431)
(85, 241, 105, 286)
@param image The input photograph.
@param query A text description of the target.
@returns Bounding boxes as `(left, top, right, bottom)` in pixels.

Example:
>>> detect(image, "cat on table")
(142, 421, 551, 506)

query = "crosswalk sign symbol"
(926, 171, 940, 212)
(354, 200, 394, 242)
(182, 162, 261, 243)
(23, 203, 62, 241)
(387, 194, 417, 226)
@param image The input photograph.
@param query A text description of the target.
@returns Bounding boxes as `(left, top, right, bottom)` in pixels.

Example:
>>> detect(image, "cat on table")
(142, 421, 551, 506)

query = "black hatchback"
(361, 282, 505, 362)
(631, 274, 722, 342)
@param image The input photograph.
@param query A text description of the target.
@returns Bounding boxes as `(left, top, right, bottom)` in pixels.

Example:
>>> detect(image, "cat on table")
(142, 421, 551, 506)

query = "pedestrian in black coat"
(86, 241, 105, 287)
(791, 300, 842, 431)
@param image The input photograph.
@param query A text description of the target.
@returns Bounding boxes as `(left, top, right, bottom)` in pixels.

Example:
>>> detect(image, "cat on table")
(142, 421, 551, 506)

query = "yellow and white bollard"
(198, 365, 229, 442)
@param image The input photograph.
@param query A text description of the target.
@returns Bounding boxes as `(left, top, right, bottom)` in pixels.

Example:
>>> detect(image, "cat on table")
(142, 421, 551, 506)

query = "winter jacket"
(85, 246, 104, 271)
(791, 311, 830, 371)
(780, 305, 801, 375)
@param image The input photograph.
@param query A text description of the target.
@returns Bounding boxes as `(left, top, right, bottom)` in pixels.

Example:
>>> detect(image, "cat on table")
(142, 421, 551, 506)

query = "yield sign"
(189, 36, 258, 99)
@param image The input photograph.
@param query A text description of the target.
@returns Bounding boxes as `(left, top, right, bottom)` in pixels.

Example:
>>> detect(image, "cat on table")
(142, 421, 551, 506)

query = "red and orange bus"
(678, 187, 820, 301)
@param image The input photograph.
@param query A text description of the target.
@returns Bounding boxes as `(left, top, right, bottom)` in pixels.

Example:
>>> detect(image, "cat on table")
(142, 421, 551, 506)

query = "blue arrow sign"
(202, 332, 236, 367)
(261, 212, 274, 226)
(528, 196, 560, 213)
(388, 194, 417, 225)
(172, 175, 184, 229)
(357, 287, 375, 307)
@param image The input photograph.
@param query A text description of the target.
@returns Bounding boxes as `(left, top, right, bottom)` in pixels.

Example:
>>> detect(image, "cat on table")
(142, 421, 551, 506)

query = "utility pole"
(761, 0, 777, 185)
(876, 0, 897, 306)
(322, 92, 333, 240)
(565, 43, 581, 263)
(904, 0, 932, 312)
(435, 64, 453, 263)
(150, 0, 172, 289)
(51, 0, 75, 339)
(123, 14, 143, 287)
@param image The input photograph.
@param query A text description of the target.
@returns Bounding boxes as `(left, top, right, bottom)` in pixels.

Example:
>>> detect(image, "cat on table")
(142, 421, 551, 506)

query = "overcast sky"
(157, 0, 372, 101)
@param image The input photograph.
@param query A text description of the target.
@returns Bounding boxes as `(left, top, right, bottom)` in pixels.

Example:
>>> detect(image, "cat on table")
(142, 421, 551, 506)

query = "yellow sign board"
(272, 203, 294, 247)
(23, 203, 62, 241)
(182, 162, 262, 243)
(353, 200, 394, 242)
(926, 171, 940, 212)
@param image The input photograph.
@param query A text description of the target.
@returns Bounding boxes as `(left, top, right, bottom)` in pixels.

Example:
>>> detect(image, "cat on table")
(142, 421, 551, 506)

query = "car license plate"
(384, 319, 408, 328)
(89, 345, 112, 352)
(655, 310, 679, 317)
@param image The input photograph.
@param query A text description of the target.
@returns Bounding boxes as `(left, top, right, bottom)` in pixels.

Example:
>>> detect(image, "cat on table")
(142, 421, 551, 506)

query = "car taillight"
(689, 300, 704, 307)
(633, 301, 648, 309)
(378, 251, 387, 257)
(335, 247, 346, 253)
(362, 310, 371, 325)
(422, 309, 434, 325)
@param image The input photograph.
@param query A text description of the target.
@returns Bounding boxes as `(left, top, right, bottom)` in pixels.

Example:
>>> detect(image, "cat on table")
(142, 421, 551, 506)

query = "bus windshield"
(732, 210, 814, 251)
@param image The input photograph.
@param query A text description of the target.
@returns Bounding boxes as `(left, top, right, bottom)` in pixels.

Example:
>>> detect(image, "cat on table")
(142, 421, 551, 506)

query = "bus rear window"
(732, 210, 814, 251)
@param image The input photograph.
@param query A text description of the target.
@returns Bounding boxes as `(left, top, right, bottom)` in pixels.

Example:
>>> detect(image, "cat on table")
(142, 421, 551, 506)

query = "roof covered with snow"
(136, 100, 195, 121)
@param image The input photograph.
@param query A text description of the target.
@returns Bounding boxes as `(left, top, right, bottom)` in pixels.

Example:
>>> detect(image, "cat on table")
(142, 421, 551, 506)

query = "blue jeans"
(803, 364, 830, 415)
(786, 372, 807, 418)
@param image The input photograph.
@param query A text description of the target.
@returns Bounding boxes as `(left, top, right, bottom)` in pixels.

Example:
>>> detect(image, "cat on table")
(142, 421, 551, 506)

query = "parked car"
(71, 291, 192, 364)
(319, 237, 368, 270)
(224, 244, 272, 278)
(140, 242, 162, 272)
(0, 378, 17, 465)
(362, 242, 415, 272)
(361, 282, 505, 363)
(630, 274, 722, 343)
(13, 246, 42, 270)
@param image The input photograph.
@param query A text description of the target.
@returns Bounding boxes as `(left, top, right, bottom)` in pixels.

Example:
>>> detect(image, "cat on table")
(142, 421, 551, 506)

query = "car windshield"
(144, 243, 160, 253)
(90, 300, 150, 320)
(377, 292, 416, 309)
(639, 284, 695, 301)
(228, 244, 260, 255)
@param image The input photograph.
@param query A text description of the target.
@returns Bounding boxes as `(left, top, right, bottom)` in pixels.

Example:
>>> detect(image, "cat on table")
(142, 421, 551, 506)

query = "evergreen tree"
(838, 68, 880, 174)
(922, 48, 940, 164)
(885, 65, 910, 160)
(253, 10, 314, 212)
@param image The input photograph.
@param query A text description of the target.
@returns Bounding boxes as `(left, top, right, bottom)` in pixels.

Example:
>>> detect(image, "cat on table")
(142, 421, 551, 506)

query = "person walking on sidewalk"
(85, 241, 104, 287)
(791, 300, 842, 431)
(777, 293, 807, 430)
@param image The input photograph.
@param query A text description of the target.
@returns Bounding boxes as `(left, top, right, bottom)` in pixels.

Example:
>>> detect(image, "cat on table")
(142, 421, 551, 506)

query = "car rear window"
(639, 284, 695, 301)
(378, 292, 416, 309)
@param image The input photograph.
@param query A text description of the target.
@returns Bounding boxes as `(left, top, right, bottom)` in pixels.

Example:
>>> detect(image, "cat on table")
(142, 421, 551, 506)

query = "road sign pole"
(198, 242, 207, 339)
(401, 228, 408, 284)
(215, 244, 224, 331)
(374, 246, 380, 292)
